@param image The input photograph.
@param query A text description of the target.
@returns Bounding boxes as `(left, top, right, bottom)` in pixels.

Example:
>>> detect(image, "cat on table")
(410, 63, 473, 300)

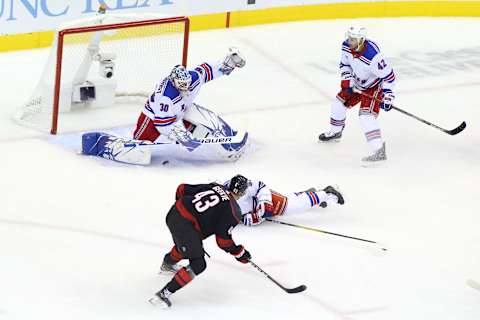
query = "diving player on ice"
(318, 26, 396, 163)
(224, 174, 345, 226)
(82, 47, 248, 165)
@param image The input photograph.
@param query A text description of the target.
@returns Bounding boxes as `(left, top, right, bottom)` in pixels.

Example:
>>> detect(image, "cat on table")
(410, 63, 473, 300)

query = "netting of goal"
(14, 13, 189, 134)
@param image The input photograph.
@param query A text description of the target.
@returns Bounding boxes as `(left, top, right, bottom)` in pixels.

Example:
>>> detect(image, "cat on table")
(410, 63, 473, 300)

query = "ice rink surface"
(1, 17, 479, 320)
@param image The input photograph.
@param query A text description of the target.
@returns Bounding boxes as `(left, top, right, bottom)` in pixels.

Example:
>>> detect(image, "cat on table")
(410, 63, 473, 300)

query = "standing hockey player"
(149, 181, 251, 308)
(81, 47, 248, 165)
(318, 26, 396, 163)
(224, 175, 345, 226)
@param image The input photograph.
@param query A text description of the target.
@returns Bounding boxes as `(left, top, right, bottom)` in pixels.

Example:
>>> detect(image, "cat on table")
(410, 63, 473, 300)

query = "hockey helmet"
(346, 26, 367, 52)
(228, 174, 249, 196)
(169, 65, 192, 92)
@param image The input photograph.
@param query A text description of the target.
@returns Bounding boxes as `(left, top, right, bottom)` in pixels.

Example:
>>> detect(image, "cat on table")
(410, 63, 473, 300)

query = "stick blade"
(286, 284, 307, 294)
(447, 121, 466, 135)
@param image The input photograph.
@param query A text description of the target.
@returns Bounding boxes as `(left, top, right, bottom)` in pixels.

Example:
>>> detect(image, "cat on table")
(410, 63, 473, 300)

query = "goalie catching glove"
(220, 47, 246, 75)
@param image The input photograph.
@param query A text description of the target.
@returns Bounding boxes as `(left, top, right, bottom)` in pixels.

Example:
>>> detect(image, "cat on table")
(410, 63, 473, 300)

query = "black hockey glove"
(233, 245, 251, 264)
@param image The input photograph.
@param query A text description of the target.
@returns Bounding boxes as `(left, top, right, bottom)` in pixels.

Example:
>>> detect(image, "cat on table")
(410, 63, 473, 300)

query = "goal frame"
(51, 16, 190, 134)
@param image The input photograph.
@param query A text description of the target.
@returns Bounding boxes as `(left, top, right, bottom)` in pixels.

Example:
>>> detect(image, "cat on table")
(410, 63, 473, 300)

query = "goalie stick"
(124, 131, 248, 149)
(354, 89, 466, 136)
(249, 260, 307, 294)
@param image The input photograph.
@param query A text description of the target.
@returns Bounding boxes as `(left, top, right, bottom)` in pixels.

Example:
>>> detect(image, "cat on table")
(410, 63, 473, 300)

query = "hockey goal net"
(15, 13, 189, 134)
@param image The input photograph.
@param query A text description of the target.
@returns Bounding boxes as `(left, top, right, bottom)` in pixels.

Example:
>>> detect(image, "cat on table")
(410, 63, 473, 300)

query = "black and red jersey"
(174, 183, 242, 254)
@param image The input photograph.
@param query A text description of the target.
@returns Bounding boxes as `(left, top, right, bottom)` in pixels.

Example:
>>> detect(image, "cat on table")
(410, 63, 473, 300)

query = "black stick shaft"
(249, 260, 306, 294)
(391, 106, 449, 132)
(250, 260, 286, 288)
(266, 218, 382, 246)
(356, 90, 465, 135)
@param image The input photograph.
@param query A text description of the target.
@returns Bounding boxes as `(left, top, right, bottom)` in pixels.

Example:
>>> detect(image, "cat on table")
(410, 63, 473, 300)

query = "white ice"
(1, 17, 479, 320)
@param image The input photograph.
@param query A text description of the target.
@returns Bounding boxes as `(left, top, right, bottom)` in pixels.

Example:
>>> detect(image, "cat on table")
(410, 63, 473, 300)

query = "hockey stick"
(355, 90, 466, 135)
(249, 260, 307, 294)
(266, 218, 387, 251)
(392, 107, 465, 135)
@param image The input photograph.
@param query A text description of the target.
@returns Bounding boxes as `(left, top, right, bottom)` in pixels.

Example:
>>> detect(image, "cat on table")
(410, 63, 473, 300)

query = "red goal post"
(16, 15, 190, 135)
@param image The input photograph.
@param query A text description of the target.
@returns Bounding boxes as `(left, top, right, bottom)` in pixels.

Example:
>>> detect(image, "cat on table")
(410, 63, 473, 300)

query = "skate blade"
(361, 160, 386, 168)
(157, 269, 177, 276)
(318, 139, 341, 144)
(148, 297, 170, 309)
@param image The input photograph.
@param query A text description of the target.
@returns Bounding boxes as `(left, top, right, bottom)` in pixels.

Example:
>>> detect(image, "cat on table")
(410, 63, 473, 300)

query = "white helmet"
(169, 65, 192, 92)
(346, 26, 367, 52)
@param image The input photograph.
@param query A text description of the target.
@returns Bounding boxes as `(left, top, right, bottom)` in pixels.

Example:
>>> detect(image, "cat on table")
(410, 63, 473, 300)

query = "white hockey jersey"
(141, 61, 227, 137)
(224, 179, 272, 215)
(339, 39, 396, 92)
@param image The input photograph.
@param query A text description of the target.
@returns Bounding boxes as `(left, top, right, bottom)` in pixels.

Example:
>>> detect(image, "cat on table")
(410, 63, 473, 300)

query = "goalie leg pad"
(81, 132, 152, 165)
(220, 131, 248, 152)
(184, 104, 249, 160)
(193, 131, 249, 161)
(82, 132, 104, 155)
(220, 131, 249, 161)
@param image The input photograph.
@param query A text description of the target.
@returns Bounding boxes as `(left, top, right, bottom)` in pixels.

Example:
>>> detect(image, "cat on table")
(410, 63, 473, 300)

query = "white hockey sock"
(359, 114, 383, 152)
(283, 191, 328, 215)
(305, 190, 328, 207)
(329, 99, 347, 133)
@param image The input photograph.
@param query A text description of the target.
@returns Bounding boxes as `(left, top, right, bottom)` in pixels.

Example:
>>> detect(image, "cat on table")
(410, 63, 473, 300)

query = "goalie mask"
(346, 26, 367, 52)
(169, 65, 192, 93)
(228, 174, 249, 196)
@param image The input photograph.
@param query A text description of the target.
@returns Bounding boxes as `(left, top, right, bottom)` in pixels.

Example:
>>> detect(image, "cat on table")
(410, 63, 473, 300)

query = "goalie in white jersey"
(133, 48, 245, 145)
(319, 27, 396, 163)
(82, 48, 248, 165)
(225, 175, 345, 226)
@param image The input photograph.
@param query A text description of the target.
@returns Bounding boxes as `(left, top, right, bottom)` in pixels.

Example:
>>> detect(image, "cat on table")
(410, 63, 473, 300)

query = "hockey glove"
(220, 47, 246, 75)
(380, 89, 395, 111)
(233, 245, 251, 264)
(243, 212, 265, 226)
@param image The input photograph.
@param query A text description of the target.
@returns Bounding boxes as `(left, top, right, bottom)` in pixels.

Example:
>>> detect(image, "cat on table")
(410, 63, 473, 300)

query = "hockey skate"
(361, 142, 386, 164)
(158, 260, 181, 275)
(323, 186, 345, 205)
(149, 288, 172, 308)
(318, 131, 342, 143)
